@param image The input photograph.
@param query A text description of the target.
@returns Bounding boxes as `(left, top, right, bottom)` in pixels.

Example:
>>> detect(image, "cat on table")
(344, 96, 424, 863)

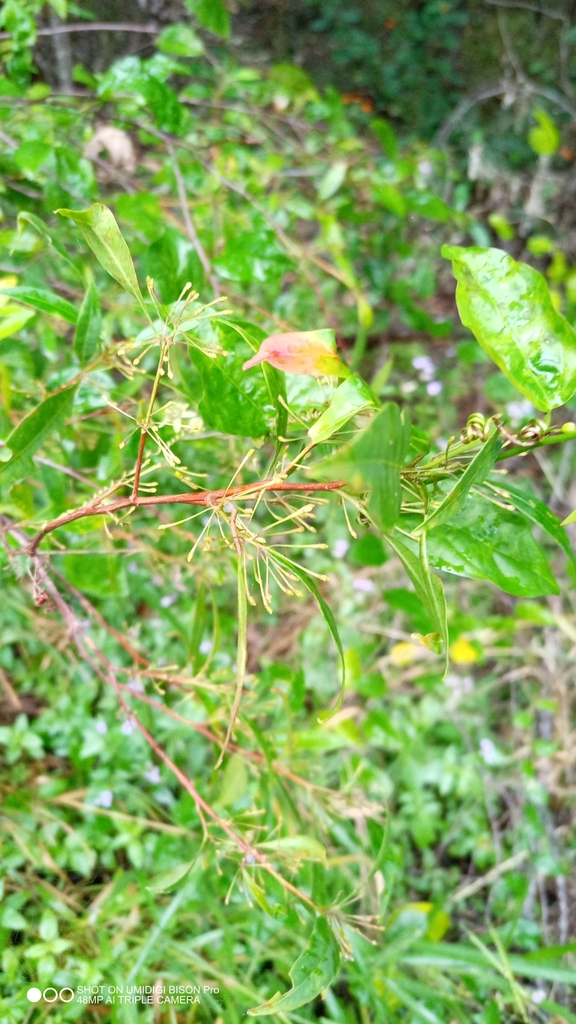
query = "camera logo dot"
(26, 987, 75, 1003)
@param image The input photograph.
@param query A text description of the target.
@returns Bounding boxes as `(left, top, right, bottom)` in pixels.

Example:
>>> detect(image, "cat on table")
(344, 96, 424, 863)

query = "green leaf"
(423, 496, 559, 597)
(192, 0, 231, 38)
(73, 283, 102, 365)
(191, 320, 276, 437)
(218, 318, 287, 439)
(442, 245, 576, 411)
(529, 109, 560, 156)
(216, 752, 248, 807)
(247, 917, 340, 1015)
(13, 140, 51, 176)
(59, 552, 123, 597)
(272, 551, 345, 721)
(157, 23, 204, 56)
(374, 183, 407, 218)
(492, 481, 576, 584)
(403, 940, 576, 985)
(147, 859, 197, 892)
(318, 161, 347, 201)
(308, 375, 378, 444)
(541, 1000, 576, 1024)
(312, 402, 411, 531)
(386, 532, 449, 674)
(0, 287, 78, 324)
(417, 430, 501, 533)
(15, 212, 81, 277)
(56, 204, 147, 314)
(0, 385, 77, 479)
(258, 836, 326, 862)
(371, 117, 398, 158)
(0, 307, 35, 341)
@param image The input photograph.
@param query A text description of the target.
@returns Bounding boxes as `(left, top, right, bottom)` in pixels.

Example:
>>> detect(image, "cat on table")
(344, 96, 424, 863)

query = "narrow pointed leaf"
(73, 283, 102, 365)
(442, 245, 576, 410)
(272, 551, 345, 721)
(417, 430, 501, 533)
(386, 532, 449, 674)
(56, 204, 147, 314)
(248, 917, 340, 1016)
(0, 286, 78, 324)
(0, 385, 77, 479)
(0, 308, 35, 341)
(312, 402, 411, 530)
(308, 374, 378, 444)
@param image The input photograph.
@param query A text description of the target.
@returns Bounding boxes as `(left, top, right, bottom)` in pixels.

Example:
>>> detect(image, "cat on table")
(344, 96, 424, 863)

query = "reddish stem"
(132, 429, 148, 500)
(28, 479, 345, 554)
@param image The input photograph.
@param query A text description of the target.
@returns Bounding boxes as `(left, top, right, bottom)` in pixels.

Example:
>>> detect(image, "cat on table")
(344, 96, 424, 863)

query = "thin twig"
(28, 479, 345, 554)
(167, 142, 219, 296)
(0, 22, 159, 41)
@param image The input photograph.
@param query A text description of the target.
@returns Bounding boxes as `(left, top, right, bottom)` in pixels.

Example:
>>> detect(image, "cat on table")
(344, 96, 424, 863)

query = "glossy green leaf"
(248, 917, 340, 1016)
(73, 283, 102, 365)
(424, 497, 559, 597)
(0, 307, 35, 341)
(308, 375, 378, 444)
(312, 402, 411, 531)
(442, 245, 576, 411)
(190, 320, 275, 437)
(386, 532, 449, 673)
(529, 109, 560, 156)
(0, 287, 77, 324)
(0, 385, 77, 479)
(157, 23, 204, 56)
(417, 430, 501, 533)
(491, 481, 576, 584)
(213, 222, 293, 286)
(56, 204, 147, 314)
(272, 551, 345, 721)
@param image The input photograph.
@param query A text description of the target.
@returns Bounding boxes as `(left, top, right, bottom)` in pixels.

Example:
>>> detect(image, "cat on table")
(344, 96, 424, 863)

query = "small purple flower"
(426, 381, 443, 396)
(412, 355, 434, 372)
(127, 677, 144, 693)
(95, 721, 108, 735)
(160, 594, 177, 608)
(93, 790, 113, 809)
(199, 639, 213, 655)
(127, 561, 139, 575)
(121, 720, 136, 736)
(333, 539, 350, 559)
(353, 578, 375, 593)
(144, 765, 161, 784)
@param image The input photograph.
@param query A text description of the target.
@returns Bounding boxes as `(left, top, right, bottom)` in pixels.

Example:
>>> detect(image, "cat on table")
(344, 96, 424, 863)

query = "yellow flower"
(390, 641, 419, 667)
(450, 637, 479, 665)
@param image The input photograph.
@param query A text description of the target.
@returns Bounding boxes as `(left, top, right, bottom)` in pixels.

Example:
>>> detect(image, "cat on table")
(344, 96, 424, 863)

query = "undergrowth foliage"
(1, 7, 576, 1022)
